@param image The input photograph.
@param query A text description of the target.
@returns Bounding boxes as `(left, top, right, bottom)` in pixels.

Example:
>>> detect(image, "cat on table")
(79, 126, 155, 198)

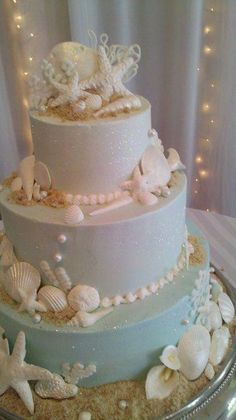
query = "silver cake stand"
(1, 266, 236, 420)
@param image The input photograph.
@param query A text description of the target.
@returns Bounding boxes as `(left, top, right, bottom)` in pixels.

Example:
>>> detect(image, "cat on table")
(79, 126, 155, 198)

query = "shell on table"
(64, 205, 84, 225)
(68, 284, 100, 312)
(218, 292, 235, 324)
(35, 373, 78, 399)
(145, 365, 179, 400)
(178, 325, 211, 380)
(38, 285, 68, 312)
(141, 145, 171, 187)
(10, 177, 23, 192)
(209, 326, 230, 366)
(34, 161, 51, 190)
(19, 155, 35, 200)
(4, 262, 41, 303)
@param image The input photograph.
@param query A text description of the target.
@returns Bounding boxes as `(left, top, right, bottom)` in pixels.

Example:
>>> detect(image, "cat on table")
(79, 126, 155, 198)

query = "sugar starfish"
(0, 331, 53, 414)
(79, 45, 135, 100)
(121, 165, 158, 205)
(48, 71, 86, 107)
(18, 288, 47, 317)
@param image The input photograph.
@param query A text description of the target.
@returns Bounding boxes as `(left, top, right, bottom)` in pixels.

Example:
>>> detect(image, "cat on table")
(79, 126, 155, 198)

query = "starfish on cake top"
(18, 288, 47, 317)
(0, 330, 53, 414)
(79, 45, 139, 101)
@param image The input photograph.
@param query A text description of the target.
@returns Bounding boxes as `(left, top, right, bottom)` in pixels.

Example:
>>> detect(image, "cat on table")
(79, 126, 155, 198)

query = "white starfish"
(121, 166, 158, 205)
(18, 288, 47, 317)
(0, 331, 53, 414)
(79, 45, 135, 101)
(48, 72, 86, 107)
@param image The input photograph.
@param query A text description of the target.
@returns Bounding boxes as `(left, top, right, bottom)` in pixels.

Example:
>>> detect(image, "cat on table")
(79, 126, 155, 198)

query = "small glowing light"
(199, 169, 208, 178)
(194, 190, 198, 194)
(210, 119, 214, 124)
(204, 26, 211, 34)
(210, 83, 215, 88)
(23, 98, 28, 107)
(16, 24, 21, 29)
(196, 156, 203, 164)
(206, 208, 210, 212)
(210, 8, 214, 12)
(204, 46, 212, 54)
(29, 57, 33, 62)
(197, 67, 200, 71)
(30, 32, 34, 37)
(15, 15, 22, 21)
(23, 72, 28, 76)
(205, 138, 210, 142)
(195, 178, 199, 182)
(202, 103, 210, 112)
(12, 0, 17, 3)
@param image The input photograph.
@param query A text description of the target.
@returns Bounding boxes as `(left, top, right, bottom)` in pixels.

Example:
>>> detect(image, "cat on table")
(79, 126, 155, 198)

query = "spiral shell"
(4, 262, 41, 303)
(178, 325, 211, 380)
(64, 205, 84, 225)
(218, 292, 235, 324)
(68, 284, 100, 312)
(38, 285, 68, 312)
(35, 374, 78, 399)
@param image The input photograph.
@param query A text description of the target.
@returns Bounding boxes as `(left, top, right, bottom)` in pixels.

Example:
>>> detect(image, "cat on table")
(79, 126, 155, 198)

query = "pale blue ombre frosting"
(0, 221, 209, 387)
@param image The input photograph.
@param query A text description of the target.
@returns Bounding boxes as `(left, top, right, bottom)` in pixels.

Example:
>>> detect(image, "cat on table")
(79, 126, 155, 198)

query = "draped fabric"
(0, 0, 236, 216)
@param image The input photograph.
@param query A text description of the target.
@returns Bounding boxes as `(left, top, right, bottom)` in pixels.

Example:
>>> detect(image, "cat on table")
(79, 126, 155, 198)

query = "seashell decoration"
(19, 155, 35, 200)
(94, 95, 141, 118)
(54, 267, 72, 292)
(209, 326, 230, 366)
(38, 285, 68, 312)
(78, 412, 92, 420)
(208, 301, 222, 331)
(4, 262, 41, 303)
(134, 191, 158, 206)
(40, 260, 59, 287)
(47, 42, 98, 81)
(204, 363, 215, 380)
(85, 94, 102, 111)
(89, 195, 133, 217)
(178, 325, 211, 380)
(145, 365, 179, 400)
(34, 161, 51, 190)
(10, 177, 22, 192)
(160, 345, 180, 371)
(167, 148, 185, 172)
(0, 235, 17, 269)
(210, 278, 223, 302)
(32, 183, 41, 201)
(141, 145, 171, 187)
(218, 292, 235, 324)
(68, 285, 100, 312)
(35, 373, 78, 400)
(68, 308, 113, 328)
(64, 205, 84, 225)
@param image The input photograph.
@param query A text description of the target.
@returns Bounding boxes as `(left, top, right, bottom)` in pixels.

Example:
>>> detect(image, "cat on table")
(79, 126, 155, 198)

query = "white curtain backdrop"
(0, 0, 236, 216)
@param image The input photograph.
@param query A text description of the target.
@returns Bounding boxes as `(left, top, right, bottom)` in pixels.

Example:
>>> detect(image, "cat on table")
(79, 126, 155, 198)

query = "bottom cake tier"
(0, 221, 209, 388)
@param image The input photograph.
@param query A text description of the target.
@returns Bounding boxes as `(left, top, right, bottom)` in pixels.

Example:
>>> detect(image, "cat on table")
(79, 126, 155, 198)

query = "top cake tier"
(30, 97, 152, 195)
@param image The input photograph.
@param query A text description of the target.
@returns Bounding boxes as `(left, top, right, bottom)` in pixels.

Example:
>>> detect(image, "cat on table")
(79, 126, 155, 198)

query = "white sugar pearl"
(118, 400, 128, 409)
(57, 234, 67, 244)
(54, 253, 62, 263)
(33, 314, 42, 324)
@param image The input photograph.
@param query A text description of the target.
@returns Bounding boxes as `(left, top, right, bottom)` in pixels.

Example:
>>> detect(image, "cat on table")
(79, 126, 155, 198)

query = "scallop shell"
(35, 374, 78, 399)
(19, 155, 35, 200)
(210, 278, 223, 302)
(218, 292, 235, 324)
(34, 161, 51, 190)
(38, 285, 68, 312)
(64, 205, 84, 225)
(208, 301, 222, 331)
(68, 284, 100, 312)
(160, 345, 180, 371)
(145, 366, 179, 400)
(4, 262, 41, 303)
(85, 94, 102, 111)
(178, 325, 211, 380)
(167, 148, 185, 172)
(209, 326, 230, 366)
(141, 145, 171, 187)
(47, 42, 98, 81)
(10, 177, 23, 192)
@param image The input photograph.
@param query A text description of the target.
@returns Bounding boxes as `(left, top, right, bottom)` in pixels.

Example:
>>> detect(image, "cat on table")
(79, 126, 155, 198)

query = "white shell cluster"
(35, 373, 78, 399)
(38, 285, 68, 312)
(64, 205, 84, 225)
(68, 285, 100, 312)
(4, 262, 41, 303)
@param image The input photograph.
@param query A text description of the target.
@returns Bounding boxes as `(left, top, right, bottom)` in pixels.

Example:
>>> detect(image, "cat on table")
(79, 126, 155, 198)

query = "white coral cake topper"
(28, 33, 142, 118)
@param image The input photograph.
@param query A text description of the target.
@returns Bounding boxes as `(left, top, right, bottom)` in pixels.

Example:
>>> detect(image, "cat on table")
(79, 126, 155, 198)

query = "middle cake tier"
(0, 172, 186, 298)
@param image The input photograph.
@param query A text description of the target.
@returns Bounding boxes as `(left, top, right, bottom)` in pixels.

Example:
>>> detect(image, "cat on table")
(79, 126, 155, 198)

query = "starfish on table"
(48, 71, 86, 107)
(79, 45, 135, 101)
(0, 330, 53, 414)
(18, 288, 47, 317)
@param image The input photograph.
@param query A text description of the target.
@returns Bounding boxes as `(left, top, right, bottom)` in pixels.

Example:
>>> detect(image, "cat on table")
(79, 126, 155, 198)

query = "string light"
(23, 72, 28, 76)
(16, 24, 21, 29)
(30, 33, 34, 37)
(195, 178, 199, 182)
(210, 82, 215, 88)
(197, 67, 200, 71)
(199, 169, 208, 178)
(204, 46, 212, 54)
(195, 156, 203, 164)
(210, 8, 214, 12)
(204, 26, 212, 34)
(202, 103, 210, 112)
(29, 57, 33, 62)
(15, 15, 22, 21)
(210, 119, 214, 124)
(194, 190, 198, 194)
